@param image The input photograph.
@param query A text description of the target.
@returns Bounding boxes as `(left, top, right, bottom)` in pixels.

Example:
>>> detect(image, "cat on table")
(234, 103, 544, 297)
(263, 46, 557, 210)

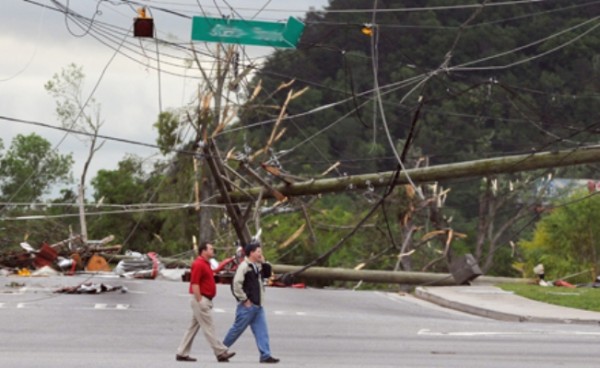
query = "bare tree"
(45, 63, 105, 242)
(475, 174, 543, 273)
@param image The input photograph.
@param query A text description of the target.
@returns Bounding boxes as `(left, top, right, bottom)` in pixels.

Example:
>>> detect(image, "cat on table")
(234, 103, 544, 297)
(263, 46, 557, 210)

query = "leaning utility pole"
(203, 138, 252, 245)
(189, 15, 306, 247)
(191, 43, 243, 244)
(221, 145, 600, 203)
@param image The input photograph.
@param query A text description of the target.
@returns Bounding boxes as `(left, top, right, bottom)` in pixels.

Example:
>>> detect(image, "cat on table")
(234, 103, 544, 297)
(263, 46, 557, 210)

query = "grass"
(499, 283, 600, 312)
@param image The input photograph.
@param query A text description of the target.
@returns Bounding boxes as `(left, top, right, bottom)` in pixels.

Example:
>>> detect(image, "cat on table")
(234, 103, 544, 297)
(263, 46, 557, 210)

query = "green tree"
(520, 191, 600, 283)
(91, 155, 147, 205)
(0, 133, 73, 202)
(89, 155, 167, 253)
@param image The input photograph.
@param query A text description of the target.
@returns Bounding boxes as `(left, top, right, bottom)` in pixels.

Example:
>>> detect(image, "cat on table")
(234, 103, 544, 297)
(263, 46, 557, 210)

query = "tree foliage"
(0, 134, 73, 202)
(0, 134, 73, 249)
(88, 154, 193, 255)
(520, 191, 600, 282)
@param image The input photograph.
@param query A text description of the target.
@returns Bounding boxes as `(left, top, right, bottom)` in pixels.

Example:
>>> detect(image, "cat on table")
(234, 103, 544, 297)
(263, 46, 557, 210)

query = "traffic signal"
(361, 24, 373, 37)
(134, 7, 154, 38)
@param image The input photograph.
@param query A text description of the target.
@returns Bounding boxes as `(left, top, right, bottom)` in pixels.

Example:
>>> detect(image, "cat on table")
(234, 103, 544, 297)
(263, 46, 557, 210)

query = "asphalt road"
(2, 274, 600, 367)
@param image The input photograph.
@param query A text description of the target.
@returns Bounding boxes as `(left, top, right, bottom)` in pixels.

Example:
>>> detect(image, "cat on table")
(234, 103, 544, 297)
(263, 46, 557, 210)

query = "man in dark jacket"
(223, 241, 279, 364)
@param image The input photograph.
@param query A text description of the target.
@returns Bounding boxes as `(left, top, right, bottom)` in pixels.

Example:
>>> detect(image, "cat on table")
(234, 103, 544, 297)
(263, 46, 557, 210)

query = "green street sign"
(191, 16, 304, 48)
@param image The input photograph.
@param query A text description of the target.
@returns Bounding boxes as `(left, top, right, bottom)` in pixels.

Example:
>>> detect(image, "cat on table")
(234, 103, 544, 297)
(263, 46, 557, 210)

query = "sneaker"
(217, 351, 236, 362)
(175, 355, 197, 362)
(260, 356, 280, 363)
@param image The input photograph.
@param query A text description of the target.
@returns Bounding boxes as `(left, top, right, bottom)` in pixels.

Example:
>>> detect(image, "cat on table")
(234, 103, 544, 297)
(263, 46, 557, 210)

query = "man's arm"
(191, 283, 202, 302)
(232, 262, 249, 303)
(260, 262, 272, 279)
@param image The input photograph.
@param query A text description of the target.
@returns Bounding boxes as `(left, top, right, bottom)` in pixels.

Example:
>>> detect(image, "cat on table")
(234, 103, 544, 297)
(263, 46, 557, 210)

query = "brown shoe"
(260, 356, 280, 363)
(175, 355, 197, 362)
(217, 351, 236, 362)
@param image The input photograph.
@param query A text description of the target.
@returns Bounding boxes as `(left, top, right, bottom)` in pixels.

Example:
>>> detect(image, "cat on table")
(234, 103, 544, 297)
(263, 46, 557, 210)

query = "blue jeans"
(223, 303, 271, 360)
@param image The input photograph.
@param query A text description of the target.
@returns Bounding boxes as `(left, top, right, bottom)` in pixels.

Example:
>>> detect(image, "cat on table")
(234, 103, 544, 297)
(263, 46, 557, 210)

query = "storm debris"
(55, 282, 127, 294)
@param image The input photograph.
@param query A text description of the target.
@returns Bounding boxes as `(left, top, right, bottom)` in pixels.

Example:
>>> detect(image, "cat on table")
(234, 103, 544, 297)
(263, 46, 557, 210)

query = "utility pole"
(191, 44, 228, 244)
(220, 145, 600, 202)
(203, 138, 251, 245)
(189, 15, 306, 247)
(271, 264, 530, 286)
(77, 184, 88, 242)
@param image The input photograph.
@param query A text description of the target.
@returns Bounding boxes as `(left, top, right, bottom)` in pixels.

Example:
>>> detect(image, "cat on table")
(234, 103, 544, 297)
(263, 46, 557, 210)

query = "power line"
(0, 115, 195, 156)
(303, 1, 600, 30)
(370, 0, 426, 200)
(1, 201, 208, 208)
(217, 9, 600, 140)
(120, 0, 555, 15)
(56, 0, 104, 37)
(305, 0, 564, 14)
(454, 16, 600, 71)
(1, 203, 226, 221)
(23, 0, 269, 81)
(0, 2, 47, 82)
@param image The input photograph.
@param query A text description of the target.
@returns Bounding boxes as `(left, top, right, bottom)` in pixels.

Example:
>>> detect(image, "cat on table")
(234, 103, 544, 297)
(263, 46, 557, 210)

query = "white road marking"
(94, 303, 131, 310)
(213, 308, 226, 313)
(124, 290, 146, 294)
(2, 289, 24, 295)
(16, 303, 26, 309)
(273, 310, 307, 316)
(20, 287, 53, 293)
(418, 328, 600, 337)
(0, 303, 5, 308)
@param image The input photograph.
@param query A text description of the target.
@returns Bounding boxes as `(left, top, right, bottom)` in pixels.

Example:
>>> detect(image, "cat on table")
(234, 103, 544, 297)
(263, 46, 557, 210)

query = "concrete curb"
(415, 286, 526, 322)
(415, 286, 600, 326)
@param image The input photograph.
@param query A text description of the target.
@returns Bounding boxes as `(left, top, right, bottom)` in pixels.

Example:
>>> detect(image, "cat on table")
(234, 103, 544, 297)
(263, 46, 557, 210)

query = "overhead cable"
(0, 115, 196, 156)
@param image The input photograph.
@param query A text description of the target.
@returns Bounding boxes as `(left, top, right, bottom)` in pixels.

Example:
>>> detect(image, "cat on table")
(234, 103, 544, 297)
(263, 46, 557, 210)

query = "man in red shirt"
(176, 241, 235, 362)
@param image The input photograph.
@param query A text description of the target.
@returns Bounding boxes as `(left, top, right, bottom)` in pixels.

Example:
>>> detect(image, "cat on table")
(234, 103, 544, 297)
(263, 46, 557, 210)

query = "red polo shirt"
(188, 256, 216, 298)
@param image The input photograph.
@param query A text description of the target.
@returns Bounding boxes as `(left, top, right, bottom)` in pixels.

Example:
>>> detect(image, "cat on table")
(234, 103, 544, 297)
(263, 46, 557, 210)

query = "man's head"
(244, 241, 262, 262)
(199, 241, 215, 260)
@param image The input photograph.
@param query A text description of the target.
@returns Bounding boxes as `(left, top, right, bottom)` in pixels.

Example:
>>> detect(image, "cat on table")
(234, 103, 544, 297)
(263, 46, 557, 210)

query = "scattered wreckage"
(55, 282, 127, 294)
(0, 235, 185, 294)
(533, 263, 600, 288)
(0, 235, 305, 294)
(0, 234, 184, 280)
(1, 234, 120, 273)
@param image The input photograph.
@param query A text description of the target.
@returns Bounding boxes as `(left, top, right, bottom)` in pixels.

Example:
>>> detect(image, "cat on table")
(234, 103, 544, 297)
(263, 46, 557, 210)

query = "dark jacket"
(231, 260, 272, 305)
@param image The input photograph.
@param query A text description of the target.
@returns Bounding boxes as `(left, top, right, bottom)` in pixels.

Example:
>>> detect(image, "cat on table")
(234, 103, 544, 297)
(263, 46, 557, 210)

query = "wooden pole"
(271, 264, 531, 286)
(99, 256, 530, 285)
(222, 145, 600, 203)
(203, 139, 251, 244)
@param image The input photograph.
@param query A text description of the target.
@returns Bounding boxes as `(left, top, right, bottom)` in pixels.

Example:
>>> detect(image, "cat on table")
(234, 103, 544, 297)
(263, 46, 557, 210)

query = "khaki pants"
(176, 297, 228, 357)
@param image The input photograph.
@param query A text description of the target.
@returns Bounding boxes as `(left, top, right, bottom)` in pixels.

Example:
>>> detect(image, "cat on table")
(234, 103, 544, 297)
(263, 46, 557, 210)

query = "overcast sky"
(0, 0, 328, 197)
